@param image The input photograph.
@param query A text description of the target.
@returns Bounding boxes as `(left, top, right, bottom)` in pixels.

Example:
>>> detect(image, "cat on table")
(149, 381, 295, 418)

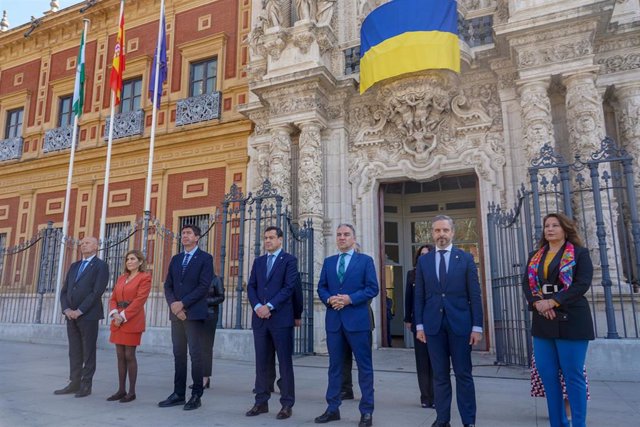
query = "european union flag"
(149, 8, 167, 108)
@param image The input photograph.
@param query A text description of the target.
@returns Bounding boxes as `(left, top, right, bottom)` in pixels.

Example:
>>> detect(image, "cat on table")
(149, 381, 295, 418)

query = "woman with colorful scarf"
(522, 213, 594, 427)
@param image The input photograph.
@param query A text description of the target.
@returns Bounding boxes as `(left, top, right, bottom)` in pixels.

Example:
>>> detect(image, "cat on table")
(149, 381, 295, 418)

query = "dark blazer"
(404, 268, 418, 332)
(206, 275, 225, 317)
(522, 244, 595, 340)
(317, 252, 379, 332)
(247, 251, 299, 328)
(164, 248, 214, 321)
(414, 247, 483, 336)
(60, 256, 109, 320)
(293, 274, 304, 321)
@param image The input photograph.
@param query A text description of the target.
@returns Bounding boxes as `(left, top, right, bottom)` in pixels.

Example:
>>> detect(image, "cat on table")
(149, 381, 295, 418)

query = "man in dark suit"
(316, 224, 379, 427)
(54, 236, 109, 398)
(414, 215, 483, 427)
(159, 224, 213, 411)
(246, 226, 299, 420)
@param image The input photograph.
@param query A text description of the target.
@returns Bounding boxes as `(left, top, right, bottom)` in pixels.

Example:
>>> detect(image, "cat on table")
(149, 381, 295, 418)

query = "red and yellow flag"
(110, 1, 126, 104)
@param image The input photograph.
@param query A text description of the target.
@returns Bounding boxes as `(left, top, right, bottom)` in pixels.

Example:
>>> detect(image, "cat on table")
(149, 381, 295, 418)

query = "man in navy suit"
(316, 224, 379, 427)
(414, 215, 483, 427)
(246, 226, 299, 420)
(54, 236, 109, 398)
(159, 224, 213, 411)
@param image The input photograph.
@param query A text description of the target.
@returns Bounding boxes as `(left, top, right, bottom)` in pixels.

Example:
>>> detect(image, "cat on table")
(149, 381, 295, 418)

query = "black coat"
(522, 244, 595, 340)
(60, 256, 109, 320)
(404, 268, 418, 332)
(206, 275, 225, 317)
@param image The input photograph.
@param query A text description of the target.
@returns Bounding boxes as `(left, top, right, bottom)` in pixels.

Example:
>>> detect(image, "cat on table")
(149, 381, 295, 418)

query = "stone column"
(615, 84, 640, 183)
(268, 125, 293, 206)
(517, 78, 555, 162)
(297, 120, 325, 276)
(564, 72, 606, 155)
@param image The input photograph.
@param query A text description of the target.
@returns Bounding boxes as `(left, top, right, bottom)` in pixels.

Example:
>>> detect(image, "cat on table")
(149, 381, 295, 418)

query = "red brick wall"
(33, 190, 78, 236)
(0, 196, 20, 244)
(0, 59, 41, 127)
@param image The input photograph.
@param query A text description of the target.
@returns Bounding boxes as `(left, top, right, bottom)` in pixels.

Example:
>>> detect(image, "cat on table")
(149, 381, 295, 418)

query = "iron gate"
(218, 179, 315, 355)
(488, 137, 640, 366)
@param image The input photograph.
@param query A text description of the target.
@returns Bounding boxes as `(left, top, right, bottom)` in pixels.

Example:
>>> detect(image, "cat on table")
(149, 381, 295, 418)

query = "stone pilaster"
(615, 84, 640, 183)
(517, 78, 555, 162)
(267, 125, 293, 206)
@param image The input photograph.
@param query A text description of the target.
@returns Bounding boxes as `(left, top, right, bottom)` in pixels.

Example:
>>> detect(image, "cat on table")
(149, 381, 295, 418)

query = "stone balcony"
(176, 91, 222, 126)
(0, 136, 23, 162)
(104, 109, 145, 140)
(43, 126, 74, 153)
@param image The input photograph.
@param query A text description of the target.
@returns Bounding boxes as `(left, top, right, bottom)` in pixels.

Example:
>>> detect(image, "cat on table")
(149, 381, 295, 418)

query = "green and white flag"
(72, 29, 86, 117)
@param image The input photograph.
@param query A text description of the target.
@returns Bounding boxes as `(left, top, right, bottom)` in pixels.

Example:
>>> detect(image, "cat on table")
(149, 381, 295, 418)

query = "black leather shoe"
(431, 422, 451, 427)
(158, 393, 186, 407)
(463, 424, 476, 427)
(74, 387, 91, 398)
(183, 395, 201, 410)
(314, 410, 340, 423)
(359, 413, 373, 427)
(421, 401, 436, 408)
(246, 403, 268, 416)
(54, 384, 80, 395)
(340, 390, 354, 400)
(107, 391, 127, 401)
(276, 405, 292, 420)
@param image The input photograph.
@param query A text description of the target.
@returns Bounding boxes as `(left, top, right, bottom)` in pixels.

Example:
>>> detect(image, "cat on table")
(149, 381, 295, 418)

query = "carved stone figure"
(316, 0, 337, 26)
(265, 0, 283, 27)
(268, 127, 292, 204)
(564, 73, 605, 154)
(518, 80, 554, 161)
(295, 0, 314, 22)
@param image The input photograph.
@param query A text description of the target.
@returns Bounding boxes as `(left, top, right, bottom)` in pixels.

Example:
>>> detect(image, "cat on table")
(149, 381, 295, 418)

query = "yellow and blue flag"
(359, 0, 460, 94)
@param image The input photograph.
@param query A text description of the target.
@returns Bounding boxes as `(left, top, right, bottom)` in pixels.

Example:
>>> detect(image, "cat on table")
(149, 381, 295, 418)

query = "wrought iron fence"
(0, 180, 315, 354)
(488, 137, 640, 366)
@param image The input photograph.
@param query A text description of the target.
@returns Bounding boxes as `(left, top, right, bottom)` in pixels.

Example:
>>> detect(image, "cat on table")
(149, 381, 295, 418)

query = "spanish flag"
(359, 0, 460, 94)
(109, 0, 126, 105)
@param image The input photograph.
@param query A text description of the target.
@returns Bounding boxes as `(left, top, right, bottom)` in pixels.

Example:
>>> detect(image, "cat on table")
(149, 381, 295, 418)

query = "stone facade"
(240, 0, 640, 352)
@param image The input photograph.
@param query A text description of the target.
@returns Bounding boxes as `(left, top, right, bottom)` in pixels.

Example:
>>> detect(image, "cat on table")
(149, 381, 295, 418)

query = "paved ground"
(0, 340, 637, 427)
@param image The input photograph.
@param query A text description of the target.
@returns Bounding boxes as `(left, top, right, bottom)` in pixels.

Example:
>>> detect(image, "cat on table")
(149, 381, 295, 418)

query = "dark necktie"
(266, 254, 275, 277)
(76, 260, 88, 281)
(337, 253, 347, 282)
(438, 250, 447, 287)
(181, 253, 191, 275)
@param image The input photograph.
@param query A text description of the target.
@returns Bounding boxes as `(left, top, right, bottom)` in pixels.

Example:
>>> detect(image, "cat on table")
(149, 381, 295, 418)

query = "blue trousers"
(533, 337, 589, 427)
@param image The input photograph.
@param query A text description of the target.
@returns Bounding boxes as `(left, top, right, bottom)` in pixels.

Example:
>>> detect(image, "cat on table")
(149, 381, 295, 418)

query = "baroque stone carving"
(316, 0, 337, 27)
(264, 0, 284, 28)
(518, 80, 554, 161)
(518, 40, 592, 68)
(295, 0, 314, 22)
(0, 137, 23, 162)
(597, 53, 640, 74)
(564, 73, 605, 154)
(44, 126, 74, 153)
(104, 109, 144, 140)
(268, 127, 292, 205)
(264, 29, 291, 60)
(298, 122, 324, 217)
(175, 92, 221, 126)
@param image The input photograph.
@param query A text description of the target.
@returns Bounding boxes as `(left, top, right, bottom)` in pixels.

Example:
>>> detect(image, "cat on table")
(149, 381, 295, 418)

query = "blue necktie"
(181, 253, 191, 276)
(438, 250, 447, 287)
(266, 254, 275, 277)
(337, 253, 347, 283)
(76, 260, 88, 281)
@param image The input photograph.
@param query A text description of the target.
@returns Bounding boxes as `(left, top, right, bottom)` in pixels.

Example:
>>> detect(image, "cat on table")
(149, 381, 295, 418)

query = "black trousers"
(171, 319, 205, 397)
(413, 333, 435, 405)
(201, 311, 218, 378)
(66, 317, 99, 389)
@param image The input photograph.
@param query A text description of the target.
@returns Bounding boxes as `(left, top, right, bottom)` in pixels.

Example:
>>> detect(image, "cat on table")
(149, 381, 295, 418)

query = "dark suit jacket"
(414, 247, 483, 336)
(60, 256, 109, 320)
(404, 268, 418, 333)
(522, 244, 595, 340)
(317, 252, 379, 333)
(248, 251, 299, 328)
(164, 248, 214, 321)
(293, 274, 304, 321)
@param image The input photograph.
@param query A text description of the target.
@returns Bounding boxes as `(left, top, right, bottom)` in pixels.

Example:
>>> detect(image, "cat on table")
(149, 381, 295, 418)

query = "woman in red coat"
(106, 249, 152, 403)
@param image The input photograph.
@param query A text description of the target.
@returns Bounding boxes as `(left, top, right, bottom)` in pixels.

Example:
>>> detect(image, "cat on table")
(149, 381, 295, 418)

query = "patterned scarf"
(527, 241, 576, 298)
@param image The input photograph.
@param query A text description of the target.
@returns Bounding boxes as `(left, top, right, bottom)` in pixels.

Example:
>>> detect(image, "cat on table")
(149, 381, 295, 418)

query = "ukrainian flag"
(359, 0, 460, 94)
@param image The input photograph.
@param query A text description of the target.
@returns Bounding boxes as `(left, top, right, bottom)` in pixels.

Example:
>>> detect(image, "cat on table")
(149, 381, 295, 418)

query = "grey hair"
(432, 215, 455, 229)
(336, 223, 356, 237)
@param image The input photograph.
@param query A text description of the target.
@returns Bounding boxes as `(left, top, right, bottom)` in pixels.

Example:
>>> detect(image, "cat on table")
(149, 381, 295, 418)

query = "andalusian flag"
(72, 28, 87, 116)
(110, 0, 126, 105)
(359, 0, 460, 94)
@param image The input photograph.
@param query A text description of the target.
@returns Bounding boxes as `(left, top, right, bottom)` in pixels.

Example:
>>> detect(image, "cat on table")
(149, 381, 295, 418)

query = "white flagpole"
(99, 0, 125, 254)
(142, 0, 165, 258)
(53, 18, 90, 322)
